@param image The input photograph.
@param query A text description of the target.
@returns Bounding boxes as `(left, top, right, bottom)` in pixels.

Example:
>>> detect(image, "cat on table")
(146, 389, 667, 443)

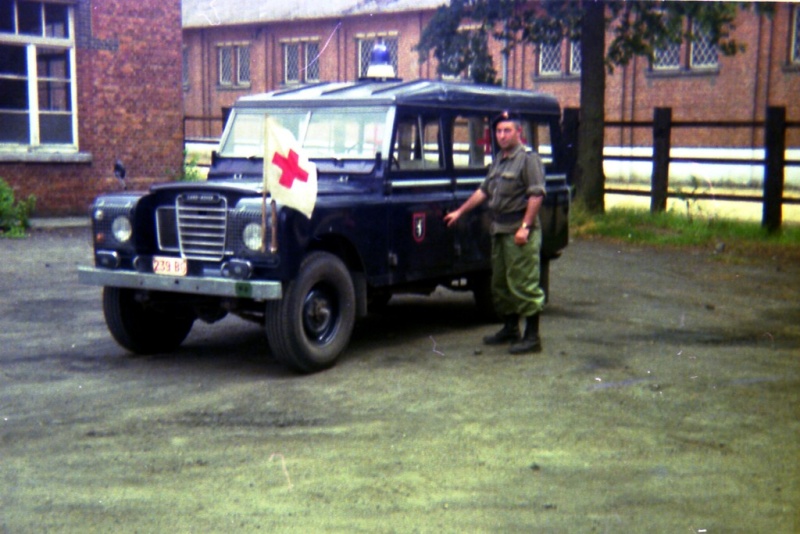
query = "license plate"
(152, 256, 187, 276)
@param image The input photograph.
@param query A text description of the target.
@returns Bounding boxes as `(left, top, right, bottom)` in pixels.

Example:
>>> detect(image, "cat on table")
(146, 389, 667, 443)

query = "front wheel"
(102, 287, 195, 354)
(265, 252, 356, 373)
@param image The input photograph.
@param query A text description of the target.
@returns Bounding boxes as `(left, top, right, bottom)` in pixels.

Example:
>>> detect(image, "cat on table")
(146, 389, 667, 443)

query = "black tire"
(102, 287, 195, 354)
(265, 252, 356, 373)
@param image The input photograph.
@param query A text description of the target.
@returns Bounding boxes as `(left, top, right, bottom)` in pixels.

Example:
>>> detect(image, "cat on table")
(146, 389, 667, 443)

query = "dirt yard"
(1, 227, 798, 532)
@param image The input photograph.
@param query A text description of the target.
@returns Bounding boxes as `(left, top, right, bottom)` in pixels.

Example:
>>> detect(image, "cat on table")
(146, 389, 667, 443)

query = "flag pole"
(261, 115, 271, 253)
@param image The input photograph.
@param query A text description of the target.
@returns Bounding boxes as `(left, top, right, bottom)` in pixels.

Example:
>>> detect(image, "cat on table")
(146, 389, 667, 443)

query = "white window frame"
(653, 41, 681, 70)
(689, 21, 718, 70)
(0, 0, 78, 152)
(569, 40, 581, 75)
(538, 41, 562, 76)
(281, 38, 321, 85)
(217, 42, 250, 87)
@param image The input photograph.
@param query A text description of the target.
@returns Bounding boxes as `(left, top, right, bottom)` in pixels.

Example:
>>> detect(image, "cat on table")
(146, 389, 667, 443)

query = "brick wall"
(1, 0, 183, 216)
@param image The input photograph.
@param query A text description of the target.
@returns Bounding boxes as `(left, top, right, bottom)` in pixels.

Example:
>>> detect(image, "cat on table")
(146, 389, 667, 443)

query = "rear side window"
(523, 120, 554, 167)
(452, 115, 493, 170)
(392, 115, 443, 171)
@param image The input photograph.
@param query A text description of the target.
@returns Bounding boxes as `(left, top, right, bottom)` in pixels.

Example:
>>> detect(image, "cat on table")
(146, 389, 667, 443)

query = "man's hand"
(514, 226, 530, 246)
(444, 210, 461, 228)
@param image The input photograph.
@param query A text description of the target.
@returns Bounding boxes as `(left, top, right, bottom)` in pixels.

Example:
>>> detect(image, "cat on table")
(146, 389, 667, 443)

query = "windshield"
(219, 107, 390, 160)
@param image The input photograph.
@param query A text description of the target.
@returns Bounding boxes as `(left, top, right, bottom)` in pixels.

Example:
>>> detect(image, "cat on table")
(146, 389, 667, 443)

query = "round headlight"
(111, 216, 132, 243)
(243, 222, 263, 251)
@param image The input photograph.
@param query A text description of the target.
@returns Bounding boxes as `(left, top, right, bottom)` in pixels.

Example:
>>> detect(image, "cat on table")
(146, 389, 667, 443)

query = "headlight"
(111, 216, 132, 243)
(243, 222, 263, 251)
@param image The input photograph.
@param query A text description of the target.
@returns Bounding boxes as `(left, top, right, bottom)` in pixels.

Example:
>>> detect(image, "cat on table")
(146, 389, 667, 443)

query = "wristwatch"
(520, 222, 530, 231)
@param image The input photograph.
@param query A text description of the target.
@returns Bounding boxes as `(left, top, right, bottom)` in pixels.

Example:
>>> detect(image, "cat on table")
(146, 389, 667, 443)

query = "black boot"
(483, 315, 520, 345)
(509, 314, 542, 354)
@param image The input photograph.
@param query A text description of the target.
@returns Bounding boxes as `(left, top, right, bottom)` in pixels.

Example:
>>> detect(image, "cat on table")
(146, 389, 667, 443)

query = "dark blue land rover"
(79, 79, 571, 373)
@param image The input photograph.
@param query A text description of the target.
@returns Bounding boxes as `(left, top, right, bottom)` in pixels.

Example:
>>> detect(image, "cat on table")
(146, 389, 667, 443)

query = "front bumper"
(78, 267, 282, 300)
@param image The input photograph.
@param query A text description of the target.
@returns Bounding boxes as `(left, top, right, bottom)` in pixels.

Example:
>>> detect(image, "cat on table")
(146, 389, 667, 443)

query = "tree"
(416, 0, 762, 214)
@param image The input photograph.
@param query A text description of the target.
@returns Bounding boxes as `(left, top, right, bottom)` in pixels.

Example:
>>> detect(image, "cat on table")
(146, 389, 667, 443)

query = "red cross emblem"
(272, 149, 309, 189)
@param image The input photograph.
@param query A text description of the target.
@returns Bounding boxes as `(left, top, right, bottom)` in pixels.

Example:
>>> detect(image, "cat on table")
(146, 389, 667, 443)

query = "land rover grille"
(156, 194, 228, 261)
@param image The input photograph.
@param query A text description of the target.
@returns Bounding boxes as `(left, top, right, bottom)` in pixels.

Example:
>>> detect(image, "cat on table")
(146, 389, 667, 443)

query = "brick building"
(182, 0, 799, 156)
(0, 0, 183, 216)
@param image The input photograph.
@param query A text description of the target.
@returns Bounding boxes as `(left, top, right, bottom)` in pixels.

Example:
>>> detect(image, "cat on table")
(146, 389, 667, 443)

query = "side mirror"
(114, 160, 127, 190)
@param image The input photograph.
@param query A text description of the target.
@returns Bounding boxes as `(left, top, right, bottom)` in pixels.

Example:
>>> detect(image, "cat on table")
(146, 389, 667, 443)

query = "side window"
(392, 116, 442, 170)
(452, 115, 492, 170)
(523, 120, 554, 168)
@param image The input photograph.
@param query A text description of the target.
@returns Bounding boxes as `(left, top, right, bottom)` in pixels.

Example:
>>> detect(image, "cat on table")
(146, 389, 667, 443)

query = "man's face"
(495, 120, 521, 152)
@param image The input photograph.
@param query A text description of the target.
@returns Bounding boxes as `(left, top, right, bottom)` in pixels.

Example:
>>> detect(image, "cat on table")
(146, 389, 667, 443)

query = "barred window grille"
(792, 6, 800, 64)
(237, 46, 250, 84)
(305, 41, 320, 82)
(219, 45, 250, 86)
(284, 43, 299, 83)
(690, 23, 718, 69)
(219, 47, 233, 85)
(654, 41, 681, 70)
(569, 41, 581, 74)
(539, 41, 562, 76)
(358, 36, 398, 78)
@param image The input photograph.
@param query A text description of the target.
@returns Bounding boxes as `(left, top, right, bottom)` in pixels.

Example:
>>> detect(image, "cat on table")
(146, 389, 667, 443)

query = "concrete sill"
(0, 151, 93, 164)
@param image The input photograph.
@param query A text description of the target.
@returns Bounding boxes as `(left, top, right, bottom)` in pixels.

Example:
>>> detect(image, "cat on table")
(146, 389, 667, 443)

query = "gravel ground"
(1, 226, 798, 533)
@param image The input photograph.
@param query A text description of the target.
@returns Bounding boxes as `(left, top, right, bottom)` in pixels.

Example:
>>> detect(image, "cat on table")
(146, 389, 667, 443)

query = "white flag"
(263, 117, 318, 219)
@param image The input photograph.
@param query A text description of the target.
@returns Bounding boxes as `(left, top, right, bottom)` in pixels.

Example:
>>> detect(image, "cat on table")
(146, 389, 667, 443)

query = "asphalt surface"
(1, 225, 798, 532)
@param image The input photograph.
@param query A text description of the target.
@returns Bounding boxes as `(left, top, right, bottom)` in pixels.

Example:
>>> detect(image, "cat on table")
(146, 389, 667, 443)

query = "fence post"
(651, 107, 672, 213)
(763, 106, 786, 233)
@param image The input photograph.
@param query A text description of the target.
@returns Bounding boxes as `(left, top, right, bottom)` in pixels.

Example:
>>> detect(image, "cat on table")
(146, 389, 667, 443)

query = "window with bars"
(283, 40, 320, 85)
(218, 44, 250, 87)
(539, 41, 562, 76)
(357, 36, 398, 78)
(0, 0, 76, 147)
(690, 23, 718, 69)
(569, 41, 581, 75)
(792, 6, 800, 64)
(653, 41, 681, 70)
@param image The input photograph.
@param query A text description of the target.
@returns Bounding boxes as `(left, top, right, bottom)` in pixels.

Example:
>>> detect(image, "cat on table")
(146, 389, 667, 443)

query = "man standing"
(444, 112, 546, 354)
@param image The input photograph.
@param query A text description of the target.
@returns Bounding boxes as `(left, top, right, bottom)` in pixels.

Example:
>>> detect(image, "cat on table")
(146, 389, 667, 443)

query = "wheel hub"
(302, 288, 334, 341)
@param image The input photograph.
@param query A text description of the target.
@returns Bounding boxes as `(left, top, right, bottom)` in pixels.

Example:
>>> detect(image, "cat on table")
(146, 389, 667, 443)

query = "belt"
(493, 210, 526, 224)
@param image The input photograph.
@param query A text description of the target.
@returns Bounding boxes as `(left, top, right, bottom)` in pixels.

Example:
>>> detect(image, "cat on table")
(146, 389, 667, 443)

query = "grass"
(570, 203, 800, 262)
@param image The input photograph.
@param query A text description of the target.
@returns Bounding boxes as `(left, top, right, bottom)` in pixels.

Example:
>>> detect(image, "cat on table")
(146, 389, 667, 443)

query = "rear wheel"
(265, 252, 356, 373)
(102, 287, 195, 354)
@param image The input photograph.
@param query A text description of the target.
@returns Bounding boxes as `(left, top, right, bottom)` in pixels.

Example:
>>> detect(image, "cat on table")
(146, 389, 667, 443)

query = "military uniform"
(479, 143, 546, 319)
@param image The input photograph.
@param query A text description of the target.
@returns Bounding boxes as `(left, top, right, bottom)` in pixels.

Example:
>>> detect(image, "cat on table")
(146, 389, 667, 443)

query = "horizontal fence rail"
(568, 106, 799, 231)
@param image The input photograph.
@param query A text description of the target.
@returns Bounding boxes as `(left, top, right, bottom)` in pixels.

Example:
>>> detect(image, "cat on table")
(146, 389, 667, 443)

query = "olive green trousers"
(490, 228, 546, 318)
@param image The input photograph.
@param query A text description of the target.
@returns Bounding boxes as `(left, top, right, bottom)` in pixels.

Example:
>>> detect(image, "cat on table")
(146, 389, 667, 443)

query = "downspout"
(750, 12, 764, 149)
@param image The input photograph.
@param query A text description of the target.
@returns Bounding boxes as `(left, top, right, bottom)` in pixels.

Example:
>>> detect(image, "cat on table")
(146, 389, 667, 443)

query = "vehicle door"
(450, 113, 493, 270)
(386, 112, 455, 282)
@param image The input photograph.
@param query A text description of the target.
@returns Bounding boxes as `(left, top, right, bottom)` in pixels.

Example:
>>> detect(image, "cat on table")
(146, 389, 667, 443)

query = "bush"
(0, 178, 36, 238)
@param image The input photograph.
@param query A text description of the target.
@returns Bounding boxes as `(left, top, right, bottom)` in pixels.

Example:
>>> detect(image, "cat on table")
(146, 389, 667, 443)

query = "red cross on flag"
(263, 117, 318, 218)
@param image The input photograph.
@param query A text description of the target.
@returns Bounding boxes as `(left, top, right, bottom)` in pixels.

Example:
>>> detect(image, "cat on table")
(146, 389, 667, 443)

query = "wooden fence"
(564, 106, 800, 231)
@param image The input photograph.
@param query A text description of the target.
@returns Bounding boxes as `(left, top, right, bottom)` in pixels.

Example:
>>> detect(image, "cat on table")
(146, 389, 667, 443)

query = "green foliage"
(178, 151, 205, 182)
(0, 178, 36, 238)
(571, 205, 800, 261)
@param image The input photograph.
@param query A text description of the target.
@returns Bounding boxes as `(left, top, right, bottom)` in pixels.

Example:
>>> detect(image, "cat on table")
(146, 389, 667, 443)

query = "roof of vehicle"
(234, 79, 561, 117)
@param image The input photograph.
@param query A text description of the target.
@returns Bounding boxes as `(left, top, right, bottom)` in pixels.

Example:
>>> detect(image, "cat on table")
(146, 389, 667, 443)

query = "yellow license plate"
(152, 256, 187, 276)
